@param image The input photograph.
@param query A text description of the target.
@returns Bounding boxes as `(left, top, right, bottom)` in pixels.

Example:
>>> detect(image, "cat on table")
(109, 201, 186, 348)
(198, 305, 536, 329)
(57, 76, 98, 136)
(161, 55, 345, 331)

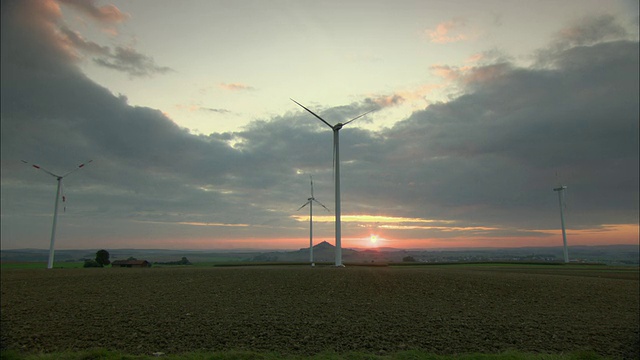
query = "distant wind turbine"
(297, 175, 330, 266)
(553, 185, 569, 263)
(291, 98, 374, 267)
(22, 160, 93, 269)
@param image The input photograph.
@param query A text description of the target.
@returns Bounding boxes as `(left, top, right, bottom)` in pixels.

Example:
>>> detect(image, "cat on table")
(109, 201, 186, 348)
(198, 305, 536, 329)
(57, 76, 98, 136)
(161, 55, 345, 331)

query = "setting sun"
(370, 235, 378, 244)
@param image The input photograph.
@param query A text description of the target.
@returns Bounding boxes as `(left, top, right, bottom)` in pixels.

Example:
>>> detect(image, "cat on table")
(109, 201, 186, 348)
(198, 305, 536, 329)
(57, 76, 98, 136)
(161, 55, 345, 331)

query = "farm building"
(111, 260, 152, 268)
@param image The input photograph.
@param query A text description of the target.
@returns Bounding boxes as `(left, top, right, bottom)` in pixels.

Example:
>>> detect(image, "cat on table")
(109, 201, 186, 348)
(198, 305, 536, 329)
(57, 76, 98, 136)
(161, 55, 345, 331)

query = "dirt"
(1, 265, 638, 358)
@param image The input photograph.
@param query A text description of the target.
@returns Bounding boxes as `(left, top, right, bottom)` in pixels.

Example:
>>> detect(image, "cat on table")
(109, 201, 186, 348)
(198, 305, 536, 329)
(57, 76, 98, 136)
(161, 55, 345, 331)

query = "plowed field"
(1, 265, 638, 358)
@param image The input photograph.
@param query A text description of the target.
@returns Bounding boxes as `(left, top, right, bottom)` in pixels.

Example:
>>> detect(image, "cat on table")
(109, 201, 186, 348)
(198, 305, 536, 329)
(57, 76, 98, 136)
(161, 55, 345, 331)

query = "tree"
(402, 255, 416, 262)
(95, 249, 111, 267)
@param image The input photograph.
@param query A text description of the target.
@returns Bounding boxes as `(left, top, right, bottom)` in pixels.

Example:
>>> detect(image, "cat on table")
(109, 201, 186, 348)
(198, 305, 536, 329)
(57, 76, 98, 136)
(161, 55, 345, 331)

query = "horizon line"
(2, 243, 638, 253)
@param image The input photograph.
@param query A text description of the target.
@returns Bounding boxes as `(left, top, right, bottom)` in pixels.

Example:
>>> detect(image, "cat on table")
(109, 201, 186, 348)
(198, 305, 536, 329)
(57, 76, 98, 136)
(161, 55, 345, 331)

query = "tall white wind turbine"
(22, 160, 93, 269)
(553, 185, 569, 263)
(291, 99, 373, 266)
(297, 175, 330, 266)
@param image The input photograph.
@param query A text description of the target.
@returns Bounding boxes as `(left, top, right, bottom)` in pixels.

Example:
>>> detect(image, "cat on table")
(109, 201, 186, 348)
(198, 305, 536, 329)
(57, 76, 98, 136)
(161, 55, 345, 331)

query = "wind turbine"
(297, 175, 330, 266)
(553, 185, 569, 263)
(22, 160, 93, 269)
(291, 99, 373, 266)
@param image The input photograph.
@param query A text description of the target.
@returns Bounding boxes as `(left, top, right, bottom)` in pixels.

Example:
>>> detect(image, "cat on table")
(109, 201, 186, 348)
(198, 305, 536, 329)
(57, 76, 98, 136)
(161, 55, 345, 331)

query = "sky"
(1, 0, 638, 251)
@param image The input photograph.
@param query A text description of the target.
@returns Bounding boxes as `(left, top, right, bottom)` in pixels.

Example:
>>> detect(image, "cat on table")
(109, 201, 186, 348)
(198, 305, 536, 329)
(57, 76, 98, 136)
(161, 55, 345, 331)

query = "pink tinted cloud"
(427, 18, 470, 44)
(13, 0, 170, 77)
(430, 64, 467, 81)
(365, 84, 443, 110)
(431, 63, 510, 87)
(466, 53, 485, 63)
(219, 83, 255, 91)
(10, 0, 79, 62)
(370, 94, 405, 108)
(462, 64, 510, 85)
(57, 0, 128, 24)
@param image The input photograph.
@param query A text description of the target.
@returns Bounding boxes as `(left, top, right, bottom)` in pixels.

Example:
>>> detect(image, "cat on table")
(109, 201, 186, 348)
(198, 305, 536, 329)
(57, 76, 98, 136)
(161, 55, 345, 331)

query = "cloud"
(556, 14, 630, 47)
(8, 0, 172, 78)
(175, 104, 232, 114)
(383, 40, 638, 229)
(426, 18, 473, 44)
(536, 14, 636, 67)
(57, 0, 128, 24)
(430, 63, 513, 88)
(363, 84, 444, 110)
(219, 83, 256, 91)
(59, 26, 110, 56)
(465, 49, 512, 65)
(93, 46, 174, 77)
(1, 1, 637, 250)
(202, 107, 232, 114)
(364, 94, 405, 108)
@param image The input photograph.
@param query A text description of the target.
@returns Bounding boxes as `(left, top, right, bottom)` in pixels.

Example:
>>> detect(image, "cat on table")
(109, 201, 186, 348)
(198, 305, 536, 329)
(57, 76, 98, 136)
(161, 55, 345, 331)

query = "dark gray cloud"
(93, 46, 174, 78)
(59, 26, 111, 56)
(555, 14, 630, 47)
(202, 108, 231, 114)
(535, 14, 635, 67)
(1, 2, 637, 249)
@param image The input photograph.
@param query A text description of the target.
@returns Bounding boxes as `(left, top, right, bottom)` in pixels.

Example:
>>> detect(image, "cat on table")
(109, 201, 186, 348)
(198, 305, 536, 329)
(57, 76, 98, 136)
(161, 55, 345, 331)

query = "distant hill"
(251, 241, 358, 262)
(2, 244, 638, 265)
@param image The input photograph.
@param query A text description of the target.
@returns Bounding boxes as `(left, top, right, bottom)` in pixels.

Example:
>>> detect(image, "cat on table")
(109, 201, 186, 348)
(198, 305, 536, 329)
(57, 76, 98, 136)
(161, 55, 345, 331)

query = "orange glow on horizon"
(55, 223, 637, 251)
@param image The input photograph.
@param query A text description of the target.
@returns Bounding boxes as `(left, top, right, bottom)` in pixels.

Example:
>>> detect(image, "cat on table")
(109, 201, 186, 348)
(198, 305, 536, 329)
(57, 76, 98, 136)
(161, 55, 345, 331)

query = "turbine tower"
(291, 99, 373, 266)
(553, 185, 569, 263)
(22, 160, 93, 269)
(297, 175, 330, 266)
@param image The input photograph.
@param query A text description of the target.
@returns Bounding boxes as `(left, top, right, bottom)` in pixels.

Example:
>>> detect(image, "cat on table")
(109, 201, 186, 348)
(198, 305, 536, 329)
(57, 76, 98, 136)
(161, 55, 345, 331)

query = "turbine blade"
(22, 160, 59, 178)
(343, 109, 375, 126)
(62, 159, 93, 178)
(290, 98, 333, 129)
(313, 199, 331, 212)
(297, 201, 310, 211)
(310, 175, 314, 197)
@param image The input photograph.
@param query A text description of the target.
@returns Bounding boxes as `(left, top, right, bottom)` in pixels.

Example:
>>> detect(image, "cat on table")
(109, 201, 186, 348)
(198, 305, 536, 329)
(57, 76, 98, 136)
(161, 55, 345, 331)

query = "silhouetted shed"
(111, 260, 151, 268)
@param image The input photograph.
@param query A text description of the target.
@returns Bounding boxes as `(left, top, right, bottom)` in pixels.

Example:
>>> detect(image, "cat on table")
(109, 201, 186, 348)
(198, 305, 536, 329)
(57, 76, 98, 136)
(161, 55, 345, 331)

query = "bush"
(83, 259, 101, 268)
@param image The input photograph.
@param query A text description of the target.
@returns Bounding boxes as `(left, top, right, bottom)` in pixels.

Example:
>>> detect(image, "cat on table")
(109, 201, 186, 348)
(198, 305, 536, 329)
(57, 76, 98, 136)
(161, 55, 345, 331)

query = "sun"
(369, 235, 378, 245)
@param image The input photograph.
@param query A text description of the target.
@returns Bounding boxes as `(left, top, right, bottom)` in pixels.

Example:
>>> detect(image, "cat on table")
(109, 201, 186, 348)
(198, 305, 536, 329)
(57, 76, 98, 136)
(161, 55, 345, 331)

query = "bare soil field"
(1, 265, 638, 358)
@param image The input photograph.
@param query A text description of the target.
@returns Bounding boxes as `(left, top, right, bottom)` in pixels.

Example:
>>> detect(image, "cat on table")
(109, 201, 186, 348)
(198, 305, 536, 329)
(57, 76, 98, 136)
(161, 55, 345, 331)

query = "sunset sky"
(1, 0, 638, 251)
